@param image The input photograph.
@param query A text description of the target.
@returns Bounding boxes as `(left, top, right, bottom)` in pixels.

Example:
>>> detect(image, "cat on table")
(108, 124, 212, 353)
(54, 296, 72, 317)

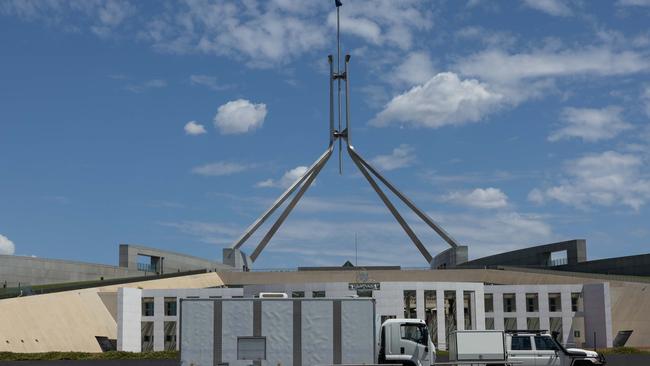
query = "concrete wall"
(119, 244, 231, 274)
(0, 255, 137, 287)
(556, 254, 650, 277)
(484, 284, 592, 347)
(583, 283, 613, 348)
(117, 288, 244, 352)
(0, 244, 233, 288)
(462, 239, 587, 268)
(431, 246, 468, 269)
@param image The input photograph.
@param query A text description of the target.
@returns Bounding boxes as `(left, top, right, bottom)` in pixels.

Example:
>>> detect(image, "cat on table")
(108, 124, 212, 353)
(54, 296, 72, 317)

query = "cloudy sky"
(1, 0, 650, 268)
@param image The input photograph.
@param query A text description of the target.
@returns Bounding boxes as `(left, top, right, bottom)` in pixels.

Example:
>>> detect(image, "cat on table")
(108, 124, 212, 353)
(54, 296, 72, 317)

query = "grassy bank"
(0, 351, 178, 361)
(598, 347, 650, 355)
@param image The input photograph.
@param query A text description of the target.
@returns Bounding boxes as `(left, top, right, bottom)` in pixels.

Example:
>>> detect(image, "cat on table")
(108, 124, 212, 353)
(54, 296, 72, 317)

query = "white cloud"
(456, 47, 650, 85)
(642, 86, 650, 117)
(190, 74, 228, 91)
(0, 234, 15, 255)
(443, 188, 509, 209)
(549, 106, 632, 142)
(370, 144, 416, 171)
(191, 162, 250, 176)
(0, 0, 135, 37)
(617, 0, 650, 6)
(140, 1, 328, 68)
(372, 72, 504, 128)
(522, 0, 572, 16)
(125, 79, 167, 93)
(213, 99, 267, 135)
(326, 0, 432, 50)
(257, 166, 308, 189)
(390, 51, 436, 87)
(184, 121, 207, 135)
(530, 151, 650, 210)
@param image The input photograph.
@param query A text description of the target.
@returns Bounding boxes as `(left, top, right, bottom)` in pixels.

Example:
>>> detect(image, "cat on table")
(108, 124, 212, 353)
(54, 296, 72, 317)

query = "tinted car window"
(511, 336, 532, 350)
(535, 336, 559, 351)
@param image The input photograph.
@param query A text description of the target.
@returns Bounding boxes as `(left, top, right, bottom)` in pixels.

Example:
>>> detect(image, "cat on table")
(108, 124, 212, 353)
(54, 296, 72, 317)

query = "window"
(400, 324, 428, 345)
(291, 291, 304, 298)
(141, 321, 154, 352)
(142, 297, 154, 316)
(381, 315, 396, 324)
(424, 290, 437, 345)
(237, 337, 266, 360)
(164, 321, 176, 351)
(312, 291, 326, 298)
(550, 317, 563, 343)
(574, 330, 581, 338)
(485, 317, 495, 330)
(164, 297, 177, 316)
(534, 336, 558, 351)
(526, 293, 539, 312)
(503, 293, 516, 312)
(464, 291, 474, 330)
(504, 317, 517, 331)
(403, 290, 416, 318)
(357, 289, 373, 297)
(571, 293, 581, 312)
(549, 293, 562, 312)
(527, 317, 540, 331)
(511, 336, 532, 350)
(484, 294, 494, 313)
(444, 291, 456, 347)
(209, 296, 222, 299)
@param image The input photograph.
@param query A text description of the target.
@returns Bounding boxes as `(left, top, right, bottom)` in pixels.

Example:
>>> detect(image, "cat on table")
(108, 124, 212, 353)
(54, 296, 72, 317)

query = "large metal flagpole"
(227, 0, 461, 266)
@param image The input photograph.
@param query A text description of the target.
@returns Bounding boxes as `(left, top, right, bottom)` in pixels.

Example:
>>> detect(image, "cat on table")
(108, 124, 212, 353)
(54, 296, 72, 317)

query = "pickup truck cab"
(506, 330, 605, 366)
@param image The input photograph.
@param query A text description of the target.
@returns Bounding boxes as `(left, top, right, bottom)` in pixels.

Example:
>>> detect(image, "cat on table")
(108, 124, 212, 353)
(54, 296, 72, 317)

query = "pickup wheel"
(572, 361, 593, 366)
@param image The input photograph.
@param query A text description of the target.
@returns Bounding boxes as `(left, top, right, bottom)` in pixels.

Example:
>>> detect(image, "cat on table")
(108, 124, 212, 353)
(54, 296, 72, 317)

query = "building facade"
(117, 281, 612, 352)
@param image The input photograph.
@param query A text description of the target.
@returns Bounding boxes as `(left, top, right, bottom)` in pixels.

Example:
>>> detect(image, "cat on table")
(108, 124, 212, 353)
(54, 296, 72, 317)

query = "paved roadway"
(2, 354, 649, 365)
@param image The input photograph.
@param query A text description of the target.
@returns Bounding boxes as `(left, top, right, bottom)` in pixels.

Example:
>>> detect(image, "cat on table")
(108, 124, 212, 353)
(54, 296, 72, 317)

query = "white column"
(456, 289, 464, 331)
(436, 289, 446, 350)
(516, 288, 527, 331)
(475, 287, 486, 330)
(117, 287, 142, 352)
(493, 290, 504, 330)
(416, 289, 425, 320)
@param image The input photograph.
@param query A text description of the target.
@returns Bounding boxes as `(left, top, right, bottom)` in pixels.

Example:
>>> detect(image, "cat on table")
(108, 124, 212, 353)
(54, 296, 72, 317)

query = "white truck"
(180, 297, 436, 366)
(449, 330, 605, 366)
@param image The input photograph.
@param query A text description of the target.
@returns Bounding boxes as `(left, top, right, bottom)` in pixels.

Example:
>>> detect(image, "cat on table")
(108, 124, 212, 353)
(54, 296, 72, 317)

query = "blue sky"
(1, 0, 650, 268)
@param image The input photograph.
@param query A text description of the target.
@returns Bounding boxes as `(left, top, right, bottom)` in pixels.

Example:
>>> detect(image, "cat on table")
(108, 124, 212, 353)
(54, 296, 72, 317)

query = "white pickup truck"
(449, 330, 605, 366)
(505, 330, 605, 366)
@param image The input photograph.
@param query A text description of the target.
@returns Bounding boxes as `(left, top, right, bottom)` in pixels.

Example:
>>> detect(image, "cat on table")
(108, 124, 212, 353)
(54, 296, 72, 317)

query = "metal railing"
(137, 262, 158, 272)
(549, 257, 568, 266)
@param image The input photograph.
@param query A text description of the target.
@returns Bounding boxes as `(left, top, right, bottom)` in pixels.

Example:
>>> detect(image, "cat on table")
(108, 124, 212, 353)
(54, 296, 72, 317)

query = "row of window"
(484, 292, 582, 313)
(142, 296, 242, 316)
(290, 291, 326, 298)
(141, 321, 176, 351)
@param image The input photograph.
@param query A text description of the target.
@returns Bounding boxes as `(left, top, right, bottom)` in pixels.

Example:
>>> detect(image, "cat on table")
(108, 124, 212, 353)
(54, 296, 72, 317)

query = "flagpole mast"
(336, 3, 342, 174)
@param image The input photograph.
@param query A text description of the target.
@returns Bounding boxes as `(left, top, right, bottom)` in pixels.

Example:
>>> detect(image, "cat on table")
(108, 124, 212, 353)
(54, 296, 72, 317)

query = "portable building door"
(180, 298, 375, 366)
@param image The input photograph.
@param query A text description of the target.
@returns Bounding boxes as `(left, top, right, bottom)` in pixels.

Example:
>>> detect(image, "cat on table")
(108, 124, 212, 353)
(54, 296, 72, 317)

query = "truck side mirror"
(400, 347, 405, 354)
(425, 347, 429, 353)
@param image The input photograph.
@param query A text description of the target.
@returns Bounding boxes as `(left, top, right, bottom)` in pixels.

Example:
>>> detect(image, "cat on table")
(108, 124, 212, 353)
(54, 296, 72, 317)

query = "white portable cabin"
(448, 330, 506, 362)
(180, 298, 376, 366)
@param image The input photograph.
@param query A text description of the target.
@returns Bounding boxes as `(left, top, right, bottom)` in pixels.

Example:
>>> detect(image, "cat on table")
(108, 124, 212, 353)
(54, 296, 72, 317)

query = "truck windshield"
(400, 324, 428, 345)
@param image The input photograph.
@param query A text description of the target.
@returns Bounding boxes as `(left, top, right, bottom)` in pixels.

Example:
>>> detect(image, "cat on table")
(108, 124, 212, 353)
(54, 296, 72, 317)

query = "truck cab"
(505, 330, 605, 366)
(378, 319, 436, 366)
